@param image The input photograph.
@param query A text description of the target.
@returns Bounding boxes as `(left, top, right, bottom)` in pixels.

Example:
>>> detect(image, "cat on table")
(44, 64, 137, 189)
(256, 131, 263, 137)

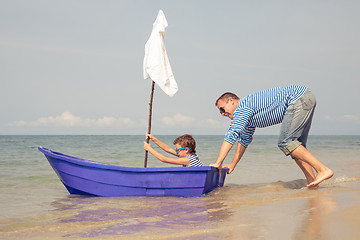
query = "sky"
(1, 0, 359, 135)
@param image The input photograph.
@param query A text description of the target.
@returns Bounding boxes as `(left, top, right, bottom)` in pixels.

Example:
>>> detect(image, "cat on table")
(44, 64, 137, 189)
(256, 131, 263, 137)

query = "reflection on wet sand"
(49, 191, 232, 238)
(295, 191, 337, 240)
(189, 180, 340, 240)
(2, 177, 359, 240)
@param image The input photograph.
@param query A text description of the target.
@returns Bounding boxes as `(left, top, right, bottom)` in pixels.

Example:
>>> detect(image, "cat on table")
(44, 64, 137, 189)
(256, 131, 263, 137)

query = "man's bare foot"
(300, 177, 316, 189)
(301, 185, 318, 190)
(306, 168, 334, 188)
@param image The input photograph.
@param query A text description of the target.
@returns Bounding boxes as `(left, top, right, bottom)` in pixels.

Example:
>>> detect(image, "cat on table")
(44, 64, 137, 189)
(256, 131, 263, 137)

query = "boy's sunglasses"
(175, 147, 191, 154)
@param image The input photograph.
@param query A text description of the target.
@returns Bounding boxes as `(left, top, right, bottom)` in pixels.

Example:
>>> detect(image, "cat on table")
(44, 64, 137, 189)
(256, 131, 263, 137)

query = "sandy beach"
(1, 135, 360, 239)
(1, 178, 360, 239)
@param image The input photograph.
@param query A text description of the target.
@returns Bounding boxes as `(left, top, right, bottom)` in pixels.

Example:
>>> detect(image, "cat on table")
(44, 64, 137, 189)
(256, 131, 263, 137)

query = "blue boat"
(38, 147, 227, 197)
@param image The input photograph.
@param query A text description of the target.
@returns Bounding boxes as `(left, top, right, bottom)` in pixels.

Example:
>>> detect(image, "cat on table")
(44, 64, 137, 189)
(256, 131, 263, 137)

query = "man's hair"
(215, 92, 239, 106)
(173, 134, 196, 154)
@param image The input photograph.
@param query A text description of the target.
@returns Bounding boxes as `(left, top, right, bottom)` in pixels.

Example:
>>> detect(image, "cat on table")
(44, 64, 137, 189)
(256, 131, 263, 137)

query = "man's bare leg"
(294, 159, 315, 185)
(290, 145, 333, 188)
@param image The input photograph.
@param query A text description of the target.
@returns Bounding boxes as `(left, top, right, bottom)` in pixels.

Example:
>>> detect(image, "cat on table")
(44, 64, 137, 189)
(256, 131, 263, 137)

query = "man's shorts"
(278, 89, 316, 156)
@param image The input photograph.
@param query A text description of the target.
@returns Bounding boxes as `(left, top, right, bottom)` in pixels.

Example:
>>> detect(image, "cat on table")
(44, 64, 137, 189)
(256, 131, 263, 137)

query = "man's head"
(215, 92, 240, 120)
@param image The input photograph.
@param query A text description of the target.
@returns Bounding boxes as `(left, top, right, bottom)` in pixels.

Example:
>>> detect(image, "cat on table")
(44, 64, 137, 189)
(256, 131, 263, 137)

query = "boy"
(144, 134, 203, 167)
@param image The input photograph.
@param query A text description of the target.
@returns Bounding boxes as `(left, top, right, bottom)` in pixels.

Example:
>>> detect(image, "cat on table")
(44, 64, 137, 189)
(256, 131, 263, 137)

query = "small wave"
(221, 180, 307, 191)
(281, 179, 308, 189)
(217, 175, 359, 194)
(281, 176, 359, 188)
(332, 175, 357, 184)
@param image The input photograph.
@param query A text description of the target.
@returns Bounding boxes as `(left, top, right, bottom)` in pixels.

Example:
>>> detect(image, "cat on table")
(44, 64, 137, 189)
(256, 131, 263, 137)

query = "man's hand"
(223, 163, 236, 174)
(209, 162, 222, 173)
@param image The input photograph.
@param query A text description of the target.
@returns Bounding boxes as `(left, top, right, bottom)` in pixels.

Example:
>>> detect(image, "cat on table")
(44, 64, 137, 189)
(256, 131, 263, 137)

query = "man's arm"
(210, 140, 234, 169)
(223, 142, 246, 174)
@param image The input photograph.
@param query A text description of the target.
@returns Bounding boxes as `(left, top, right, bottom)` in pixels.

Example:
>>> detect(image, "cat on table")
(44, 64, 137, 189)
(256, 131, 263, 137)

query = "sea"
(0, 135, 360, 239)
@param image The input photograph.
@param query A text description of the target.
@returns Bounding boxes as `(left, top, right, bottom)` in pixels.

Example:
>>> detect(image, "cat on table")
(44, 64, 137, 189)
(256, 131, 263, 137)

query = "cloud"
(199, 118, 227, 129)
(160, 113, 228, 130)
(8, 112, 228, 135)
(161, 113, 194, 127)
(341, 114, 360, 123)
(323, 114, 360, 123)
(9, 112, 138, 128)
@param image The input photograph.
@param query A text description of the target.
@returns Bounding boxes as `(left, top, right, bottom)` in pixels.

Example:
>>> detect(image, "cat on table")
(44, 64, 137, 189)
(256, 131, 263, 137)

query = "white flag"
(143, 10, 178, 97)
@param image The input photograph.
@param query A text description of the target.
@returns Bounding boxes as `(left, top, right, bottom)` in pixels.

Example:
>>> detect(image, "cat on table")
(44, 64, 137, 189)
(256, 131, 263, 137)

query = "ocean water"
(0, 135, 360, 239)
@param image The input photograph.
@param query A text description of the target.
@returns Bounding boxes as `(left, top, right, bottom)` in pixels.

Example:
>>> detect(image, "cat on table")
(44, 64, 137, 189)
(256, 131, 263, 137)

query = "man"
(210, 85, 333, 188)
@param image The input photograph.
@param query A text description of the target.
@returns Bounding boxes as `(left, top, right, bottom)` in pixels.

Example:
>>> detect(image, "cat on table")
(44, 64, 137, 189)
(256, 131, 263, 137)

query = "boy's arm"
(147, 134, 177, 156)
(144, 142, 190, 166)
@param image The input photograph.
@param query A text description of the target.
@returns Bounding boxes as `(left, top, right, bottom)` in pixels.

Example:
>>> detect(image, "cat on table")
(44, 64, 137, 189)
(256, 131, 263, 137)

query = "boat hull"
(38, 147, 227, 197)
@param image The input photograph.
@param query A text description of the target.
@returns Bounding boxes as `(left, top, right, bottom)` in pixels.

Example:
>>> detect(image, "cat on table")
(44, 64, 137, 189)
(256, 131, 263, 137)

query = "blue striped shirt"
(184, 154, 203, 167)
(224, 85, 307, 147)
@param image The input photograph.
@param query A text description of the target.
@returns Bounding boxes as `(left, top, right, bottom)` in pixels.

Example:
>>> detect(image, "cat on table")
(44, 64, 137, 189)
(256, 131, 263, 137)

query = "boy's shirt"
(183, 154, 202, 167)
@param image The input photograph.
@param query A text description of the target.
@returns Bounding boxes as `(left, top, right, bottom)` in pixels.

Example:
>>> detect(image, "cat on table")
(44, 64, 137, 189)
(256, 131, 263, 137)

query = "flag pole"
(144, 80, 155, 168)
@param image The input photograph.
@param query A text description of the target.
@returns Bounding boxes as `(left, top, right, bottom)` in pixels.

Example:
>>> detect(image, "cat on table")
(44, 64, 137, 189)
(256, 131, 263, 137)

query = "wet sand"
(1, 176, 360, 240)
(1, 135, 359, 239)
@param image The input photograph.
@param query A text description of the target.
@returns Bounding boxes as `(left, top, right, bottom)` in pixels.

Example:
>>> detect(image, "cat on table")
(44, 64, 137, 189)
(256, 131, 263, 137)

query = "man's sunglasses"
(219, 107, 226, 115)
(218, 99, 230, 115)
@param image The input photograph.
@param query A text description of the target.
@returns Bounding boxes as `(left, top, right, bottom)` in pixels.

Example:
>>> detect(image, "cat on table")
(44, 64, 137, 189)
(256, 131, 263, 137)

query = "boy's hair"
(173, 134, 196, 154)
(215, 92, 239, 106)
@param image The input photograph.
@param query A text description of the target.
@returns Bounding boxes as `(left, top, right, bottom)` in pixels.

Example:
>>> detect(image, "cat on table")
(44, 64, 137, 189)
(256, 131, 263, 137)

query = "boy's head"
(173, 134, 196, 154)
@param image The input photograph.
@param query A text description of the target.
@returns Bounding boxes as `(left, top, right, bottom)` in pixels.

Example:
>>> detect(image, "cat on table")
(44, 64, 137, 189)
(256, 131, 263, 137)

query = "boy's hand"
(144, 142, 152, 151)
(145, 133, 156, 142)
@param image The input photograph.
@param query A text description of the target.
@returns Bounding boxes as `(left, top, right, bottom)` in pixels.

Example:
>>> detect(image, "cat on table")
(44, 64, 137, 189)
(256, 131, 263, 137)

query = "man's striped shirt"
(224, 85, 307, 147)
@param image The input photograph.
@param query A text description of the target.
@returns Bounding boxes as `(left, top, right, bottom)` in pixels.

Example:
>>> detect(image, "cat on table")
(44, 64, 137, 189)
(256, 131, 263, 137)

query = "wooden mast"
(144, 81, 155, 168)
